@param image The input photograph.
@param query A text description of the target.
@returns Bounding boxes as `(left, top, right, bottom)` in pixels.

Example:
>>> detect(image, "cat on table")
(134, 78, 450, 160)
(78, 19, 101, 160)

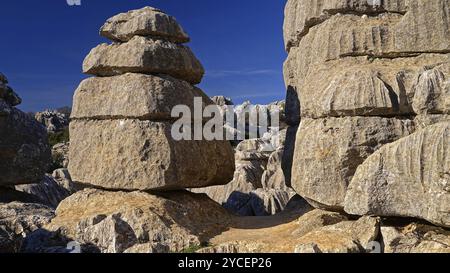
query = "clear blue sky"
(0, 0, 287, 112)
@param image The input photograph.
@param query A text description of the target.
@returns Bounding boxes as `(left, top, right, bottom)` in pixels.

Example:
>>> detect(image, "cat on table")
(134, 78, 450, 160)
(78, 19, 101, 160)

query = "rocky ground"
(1, 1, 449, 253)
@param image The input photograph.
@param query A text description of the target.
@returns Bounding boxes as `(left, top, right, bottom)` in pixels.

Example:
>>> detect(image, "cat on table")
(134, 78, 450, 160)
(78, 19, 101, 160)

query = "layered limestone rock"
(412, 62, 450, 115)
(46, 189, 231, 253)
(72, 73, 211, 120)
(345, 122, 450, 228)
(83, 36, 204, 84)
(284, 0, 449, 212)
(70, 7, 234, 191)
(70, 120, 233, 190)
(283, 0, 408, 51)
(381, 223, 450, 253)
(292, 117, 414, 209)
(100, 6, 190, 43)
(0, 77, 51, 186)
(193, 127, 297, 216)
(296, 55, 449, 119)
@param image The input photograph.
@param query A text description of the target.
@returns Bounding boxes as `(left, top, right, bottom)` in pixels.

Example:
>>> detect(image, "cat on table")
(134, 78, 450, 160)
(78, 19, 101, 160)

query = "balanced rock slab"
(291, 117, 414, 210)
(0, 101, 51, 186)
(100, 6, 190, 43)
(69, 119, 235, 191)
(47, 189, 231, 253)
(83, 36, 204, 84)
(72, 73, 213, 120)
(344, 122, 450, 228)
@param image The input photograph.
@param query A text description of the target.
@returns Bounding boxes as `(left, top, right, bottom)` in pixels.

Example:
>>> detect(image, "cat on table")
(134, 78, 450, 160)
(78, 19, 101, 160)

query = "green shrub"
(48, 128, 69, 147)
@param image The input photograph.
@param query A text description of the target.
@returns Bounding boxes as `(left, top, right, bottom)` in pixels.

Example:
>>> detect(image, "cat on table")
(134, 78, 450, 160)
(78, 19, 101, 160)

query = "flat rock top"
(100, 6, 190, 43)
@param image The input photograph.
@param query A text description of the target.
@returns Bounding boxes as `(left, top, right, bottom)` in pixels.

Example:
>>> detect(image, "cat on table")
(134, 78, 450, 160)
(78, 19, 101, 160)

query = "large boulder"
(71, 73, 213, 120)
(47, 189, 231, 253)
(344, 122, 450, 228)
(100, 6, 190, 43)
(69, 119, 234, 191)
(292, 117, 414, 210)
(83, 36, 204, 84)
(0, 101, 51, 186)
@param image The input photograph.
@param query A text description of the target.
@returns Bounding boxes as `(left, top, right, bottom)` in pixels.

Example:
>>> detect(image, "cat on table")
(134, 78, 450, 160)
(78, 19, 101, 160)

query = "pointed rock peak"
(100, 6, 190, 44)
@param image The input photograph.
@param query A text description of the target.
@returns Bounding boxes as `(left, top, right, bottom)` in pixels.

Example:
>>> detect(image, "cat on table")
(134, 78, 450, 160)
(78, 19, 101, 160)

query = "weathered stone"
(71, 73, 213, 120)
(0, 202, 54, 253)
(296, 55, 449, 118)
(285, 0, 449, 54)
(381, 223, 450, 253)
(51, 142, 69, 169)
(292, 117, 414, 210)
(47, 189, 231, 253)
(414, 114, 450, 129)
(0, 101, 51, 186)
(262, 149, 287, 190)
(244, 188, 296, 216)
(295, 216, 380, 253)
(69, 119, 234, 191)
(345, 122, 450, 228)
(15, 174, 74, 209)
(100, 6, 190, 43)
(83, 36, 204, 84)
(191, 160, 266, 213)
(412, 63, 450, 115)
(292, 209, 348, 237)
(35, 110, 69, 133)
(283, 0, 408, 51)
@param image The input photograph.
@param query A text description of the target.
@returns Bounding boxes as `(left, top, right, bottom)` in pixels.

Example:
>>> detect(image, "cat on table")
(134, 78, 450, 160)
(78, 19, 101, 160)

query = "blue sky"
(0, 0, 287, 112)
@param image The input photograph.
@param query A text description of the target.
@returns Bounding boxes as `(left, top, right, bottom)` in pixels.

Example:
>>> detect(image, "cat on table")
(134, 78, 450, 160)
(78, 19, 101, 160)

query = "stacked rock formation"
(284, 0, 449, 227)
(69, 6, 234, 191)
(43, 7, 235, 253)
(0, 73, 54, 252)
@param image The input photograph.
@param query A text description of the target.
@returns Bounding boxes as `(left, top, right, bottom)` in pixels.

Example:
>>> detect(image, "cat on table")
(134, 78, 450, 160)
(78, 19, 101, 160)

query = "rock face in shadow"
(0, 75, 51, 186)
